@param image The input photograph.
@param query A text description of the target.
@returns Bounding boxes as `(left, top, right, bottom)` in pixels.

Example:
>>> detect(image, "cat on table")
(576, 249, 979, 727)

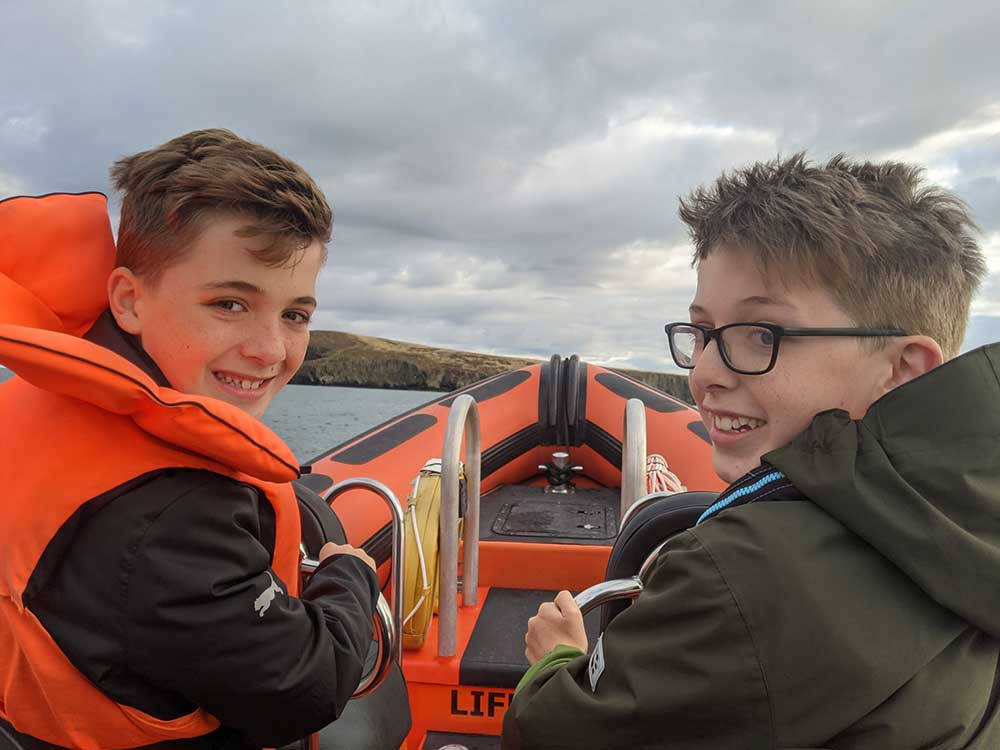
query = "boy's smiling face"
(110, 214, 322, 420)
(689, 245, 895, 483)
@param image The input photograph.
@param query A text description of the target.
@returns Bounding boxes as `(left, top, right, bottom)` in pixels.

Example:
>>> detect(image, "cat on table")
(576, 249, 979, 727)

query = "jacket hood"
(767, 343, 1000, 636)
(0, 192, 115, 335)
(0, 193, 299, 483)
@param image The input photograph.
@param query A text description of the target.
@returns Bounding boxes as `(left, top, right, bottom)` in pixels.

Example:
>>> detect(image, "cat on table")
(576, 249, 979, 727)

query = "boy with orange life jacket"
(503, 155, 1000, 749)
(0, 129, 380, 749)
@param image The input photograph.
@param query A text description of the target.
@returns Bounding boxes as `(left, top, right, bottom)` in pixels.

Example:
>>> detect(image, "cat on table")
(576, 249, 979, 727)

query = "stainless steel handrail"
(438, 394, 482, 657)
(298, 477, 404, 696)
(638, 540, 668, 580)
(354, 590, 395, 697)
(573, 540, 667, 618)
(621, 398, 647, 519)
(574, 576, 643, 617)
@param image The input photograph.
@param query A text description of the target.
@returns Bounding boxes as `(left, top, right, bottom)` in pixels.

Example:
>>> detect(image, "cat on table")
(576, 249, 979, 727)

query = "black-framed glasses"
(664, 322, 908, 375)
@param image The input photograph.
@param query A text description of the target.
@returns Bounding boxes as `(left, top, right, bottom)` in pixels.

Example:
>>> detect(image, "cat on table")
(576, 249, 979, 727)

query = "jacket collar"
(766, 343, 1000, 636)
(83, 310, 170, 388)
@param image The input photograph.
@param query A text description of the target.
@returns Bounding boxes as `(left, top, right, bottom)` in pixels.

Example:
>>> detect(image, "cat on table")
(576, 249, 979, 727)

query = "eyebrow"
(689, 296, 793, 315)
(202, 280, 317, 307)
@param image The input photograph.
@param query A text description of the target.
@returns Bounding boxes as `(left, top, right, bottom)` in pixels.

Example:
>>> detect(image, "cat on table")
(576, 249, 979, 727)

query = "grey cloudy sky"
(3, 1, 999, 371)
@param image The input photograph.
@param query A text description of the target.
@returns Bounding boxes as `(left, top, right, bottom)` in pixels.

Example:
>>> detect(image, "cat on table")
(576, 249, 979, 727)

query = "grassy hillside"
(294, 330, 693, 404)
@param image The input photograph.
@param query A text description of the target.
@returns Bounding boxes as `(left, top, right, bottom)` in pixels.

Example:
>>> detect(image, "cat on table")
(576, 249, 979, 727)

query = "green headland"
(293, 331, 693, 404)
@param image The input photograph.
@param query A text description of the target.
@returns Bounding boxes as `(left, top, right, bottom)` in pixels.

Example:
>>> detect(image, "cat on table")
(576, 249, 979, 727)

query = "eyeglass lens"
(670, 324, 775, 373)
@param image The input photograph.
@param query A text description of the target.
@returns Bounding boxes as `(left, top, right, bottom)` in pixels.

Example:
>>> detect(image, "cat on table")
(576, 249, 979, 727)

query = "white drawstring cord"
(402, 476, 431, 626)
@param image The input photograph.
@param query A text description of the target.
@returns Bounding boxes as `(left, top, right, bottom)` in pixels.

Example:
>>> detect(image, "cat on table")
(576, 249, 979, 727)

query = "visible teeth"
(714, 414, 765, 432)
(216, 373, 265, 391)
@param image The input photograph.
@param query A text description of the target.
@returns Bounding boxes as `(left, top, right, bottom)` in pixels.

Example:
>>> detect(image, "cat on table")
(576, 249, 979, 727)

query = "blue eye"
(750, 328, 774, 347)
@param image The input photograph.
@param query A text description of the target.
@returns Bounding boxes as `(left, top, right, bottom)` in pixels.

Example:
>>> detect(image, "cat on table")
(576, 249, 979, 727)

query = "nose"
(689, 337, 737, 394)
(240, 319, 286, 368)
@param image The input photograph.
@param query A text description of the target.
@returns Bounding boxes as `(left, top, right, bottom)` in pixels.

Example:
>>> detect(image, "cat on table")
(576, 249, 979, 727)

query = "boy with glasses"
(503, 154, 999, 749)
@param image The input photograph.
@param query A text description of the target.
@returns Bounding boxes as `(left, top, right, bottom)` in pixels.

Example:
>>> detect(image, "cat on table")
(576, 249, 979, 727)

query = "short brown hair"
(111, 128, 332, 283)
(679, 153, 986, 358)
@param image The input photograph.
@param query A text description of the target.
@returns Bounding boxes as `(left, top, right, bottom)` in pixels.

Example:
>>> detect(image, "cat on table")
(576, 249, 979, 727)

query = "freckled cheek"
(190, 333, 238, 373)
(743, 384, 788, 440)
(283, 334, 310, 372)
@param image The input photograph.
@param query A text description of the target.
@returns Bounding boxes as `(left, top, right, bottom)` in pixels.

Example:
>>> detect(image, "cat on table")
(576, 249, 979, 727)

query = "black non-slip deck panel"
(594, 371, 689, 412)
(296, 472, 335, 493)
(331, 413, 438, 465)
(687, 419, 712, 444)
(439, 369, 531, 408)
(423, 731, 500, 750)
(459, 588, 603, 688)
(479, 484, 619, 546)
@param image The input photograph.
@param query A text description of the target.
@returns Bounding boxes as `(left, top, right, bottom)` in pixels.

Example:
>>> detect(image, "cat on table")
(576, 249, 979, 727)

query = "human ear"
(107, 267, 144, 335)
(884, 336, 944, 392)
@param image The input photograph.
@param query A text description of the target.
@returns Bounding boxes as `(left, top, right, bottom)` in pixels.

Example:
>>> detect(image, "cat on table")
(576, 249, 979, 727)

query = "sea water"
(262, 384, 444, 463)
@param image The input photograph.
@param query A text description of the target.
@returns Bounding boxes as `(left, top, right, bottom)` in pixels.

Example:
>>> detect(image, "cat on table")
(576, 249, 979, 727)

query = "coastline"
(293, 330, 693, 404)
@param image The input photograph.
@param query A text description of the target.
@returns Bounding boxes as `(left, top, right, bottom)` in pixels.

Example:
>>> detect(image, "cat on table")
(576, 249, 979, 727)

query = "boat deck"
(403, 480, 618, 747)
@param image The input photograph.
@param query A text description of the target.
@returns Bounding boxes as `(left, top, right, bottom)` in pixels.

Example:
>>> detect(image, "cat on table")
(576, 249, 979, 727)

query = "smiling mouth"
(712, 413, 767, 434)
(214, 371, 272, 392)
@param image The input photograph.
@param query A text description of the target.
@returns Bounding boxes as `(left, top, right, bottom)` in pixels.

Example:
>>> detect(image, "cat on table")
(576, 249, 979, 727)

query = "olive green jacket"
(503, 344, 1000, 750)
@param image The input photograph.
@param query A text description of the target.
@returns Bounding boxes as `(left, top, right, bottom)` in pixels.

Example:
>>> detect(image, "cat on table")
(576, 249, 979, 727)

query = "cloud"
(2, 1, 999, 369)
(0, 169, 24, 197)
(959, 176, 1000, 234)
(964, 315, 1000, 351)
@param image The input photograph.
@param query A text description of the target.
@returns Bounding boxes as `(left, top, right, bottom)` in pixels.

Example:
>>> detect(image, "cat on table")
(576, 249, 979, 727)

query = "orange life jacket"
(0, 193, 303, 749)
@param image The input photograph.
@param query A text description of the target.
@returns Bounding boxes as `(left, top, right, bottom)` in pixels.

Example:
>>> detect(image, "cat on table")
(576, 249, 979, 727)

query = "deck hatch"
(491, 500, 617, 540)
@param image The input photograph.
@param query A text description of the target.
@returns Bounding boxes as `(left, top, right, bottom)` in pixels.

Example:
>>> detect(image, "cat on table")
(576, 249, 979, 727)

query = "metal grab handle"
(621, 398, 647, 519)
(573, 540, 667, 618)
(299, 477, 404, 697)
(354, 590, 395, 697)
(439, 394, 482, 657)
(574, 577, 643, 617)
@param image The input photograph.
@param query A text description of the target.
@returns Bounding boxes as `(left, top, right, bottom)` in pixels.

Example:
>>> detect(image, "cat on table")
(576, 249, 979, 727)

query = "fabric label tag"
(588, 633, 605, 692)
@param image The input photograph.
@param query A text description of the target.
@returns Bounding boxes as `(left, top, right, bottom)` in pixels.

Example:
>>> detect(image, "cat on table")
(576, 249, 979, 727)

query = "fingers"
(537, 600, 560, 621)
(355, 548, 377, 571)
(523, 592, 589, 665)
(319, 542, 377, 571)
(554, 590, 580, 615)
